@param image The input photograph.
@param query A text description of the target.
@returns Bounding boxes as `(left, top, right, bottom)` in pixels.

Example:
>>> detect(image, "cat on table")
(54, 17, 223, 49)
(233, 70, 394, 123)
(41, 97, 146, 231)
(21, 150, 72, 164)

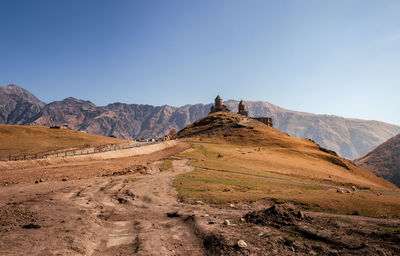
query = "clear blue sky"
(1, 0, 400, 125)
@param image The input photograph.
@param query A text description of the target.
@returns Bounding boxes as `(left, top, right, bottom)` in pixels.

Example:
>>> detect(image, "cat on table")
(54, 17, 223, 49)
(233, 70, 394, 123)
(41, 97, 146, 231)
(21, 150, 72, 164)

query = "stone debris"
(244, 204, 310, 227)
(237, 239, 247, 248)
(223, 219, 231, 226)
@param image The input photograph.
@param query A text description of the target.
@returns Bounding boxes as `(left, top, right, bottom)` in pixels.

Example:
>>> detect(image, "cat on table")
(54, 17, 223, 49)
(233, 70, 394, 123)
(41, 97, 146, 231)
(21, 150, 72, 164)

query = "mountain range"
(1, 84, 400, 160)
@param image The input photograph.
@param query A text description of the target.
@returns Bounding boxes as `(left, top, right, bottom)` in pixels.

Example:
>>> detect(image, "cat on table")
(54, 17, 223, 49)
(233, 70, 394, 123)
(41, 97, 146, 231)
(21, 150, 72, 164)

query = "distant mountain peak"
(1, 84, 44, 105)
(0, 84, 45, 125)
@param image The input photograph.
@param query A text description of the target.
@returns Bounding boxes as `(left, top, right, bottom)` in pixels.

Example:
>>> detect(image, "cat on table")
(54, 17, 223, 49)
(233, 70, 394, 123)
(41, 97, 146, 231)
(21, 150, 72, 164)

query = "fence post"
(9, 155, 11, 161)
(24, 155, 26, 160)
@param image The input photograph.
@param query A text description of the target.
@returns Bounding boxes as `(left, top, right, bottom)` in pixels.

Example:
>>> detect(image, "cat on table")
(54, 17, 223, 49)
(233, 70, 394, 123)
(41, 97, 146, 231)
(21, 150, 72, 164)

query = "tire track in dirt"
(64, 159, 205, 255)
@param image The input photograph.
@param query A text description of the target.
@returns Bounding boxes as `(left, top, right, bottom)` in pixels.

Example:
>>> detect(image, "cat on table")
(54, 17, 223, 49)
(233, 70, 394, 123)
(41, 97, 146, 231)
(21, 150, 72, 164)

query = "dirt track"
(0, 142, 234, 255)
(0, 142, 208, 255)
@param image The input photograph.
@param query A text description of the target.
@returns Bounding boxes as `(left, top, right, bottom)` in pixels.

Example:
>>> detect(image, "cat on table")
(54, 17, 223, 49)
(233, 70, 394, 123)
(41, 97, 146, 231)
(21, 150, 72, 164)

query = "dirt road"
(0, 142, 211, 255)
(0, 142, 232, 255)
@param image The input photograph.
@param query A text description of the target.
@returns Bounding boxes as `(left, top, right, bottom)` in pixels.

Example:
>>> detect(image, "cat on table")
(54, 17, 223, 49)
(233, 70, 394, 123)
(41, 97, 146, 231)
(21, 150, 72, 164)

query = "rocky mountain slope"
(0, 84, 44, 124)
(355, 134, 400, 187)
(1, 84, 400, 160)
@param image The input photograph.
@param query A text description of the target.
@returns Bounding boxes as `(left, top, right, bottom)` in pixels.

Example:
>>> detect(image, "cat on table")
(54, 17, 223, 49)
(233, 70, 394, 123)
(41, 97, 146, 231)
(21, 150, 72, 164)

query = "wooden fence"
(1, 141, 159, 162)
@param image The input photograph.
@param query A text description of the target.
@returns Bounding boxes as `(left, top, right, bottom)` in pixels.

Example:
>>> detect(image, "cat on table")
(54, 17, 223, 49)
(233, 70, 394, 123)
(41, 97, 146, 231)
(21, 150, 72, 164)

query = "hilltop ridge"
(177, 111, 397, 191)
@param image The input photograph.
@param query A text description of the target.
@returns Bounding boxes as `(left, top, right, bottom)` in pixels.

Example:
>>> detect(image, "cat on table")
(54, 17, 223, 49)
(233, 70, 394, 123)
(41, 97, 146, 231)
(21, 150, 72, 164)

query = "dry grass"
(177, 112, 397, 190)
(178, 139, 396, 191)
(0, 124, 127, 159)
(174, 167, 400, 217)
(173, 113, 400, 217)
(161, 159, 173, 171)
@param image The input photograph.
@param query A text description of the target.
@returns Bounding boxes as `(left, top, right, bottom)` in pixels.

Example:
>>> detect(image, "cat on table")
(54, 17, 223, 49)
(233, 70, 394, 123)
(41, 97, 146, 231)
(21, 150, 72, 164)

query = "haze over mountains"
(1, 84, 400, 160)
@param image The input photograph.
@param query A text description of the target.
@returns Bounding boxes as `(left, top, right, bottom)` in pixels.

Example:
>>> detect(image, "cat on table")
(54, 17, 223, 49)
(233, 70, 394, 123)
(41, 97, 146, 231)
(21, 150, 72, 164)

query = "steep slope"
(0, 84, 44, 124)
(1, 84, 400, 159)
(355, 134, 400, 187)
(178, 111, 397, 191)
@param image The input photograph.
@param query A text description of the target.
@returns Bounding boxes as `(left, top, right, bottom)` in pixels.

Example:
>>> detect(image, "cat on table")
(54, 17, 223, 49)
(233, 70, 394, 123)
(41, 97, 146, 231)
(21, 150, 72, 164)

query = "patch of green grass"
(174, 168, 322, 205)
(376, 224, 400, 232)
(125, 177, 139, 183)
(262, 232, 281, 238)
(282, 235, 297, 245)
(161, 159, 174, 171)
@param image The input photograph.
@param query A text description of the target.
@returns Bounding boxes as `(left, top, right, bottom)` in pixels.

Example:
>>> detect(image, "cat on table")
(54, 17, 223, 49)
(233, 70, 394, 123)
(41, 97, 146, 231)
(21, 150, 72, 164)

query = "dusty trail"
(0, 142, 212, 255)
(0, 156, 211, 255)
(79, 159, 205, 256)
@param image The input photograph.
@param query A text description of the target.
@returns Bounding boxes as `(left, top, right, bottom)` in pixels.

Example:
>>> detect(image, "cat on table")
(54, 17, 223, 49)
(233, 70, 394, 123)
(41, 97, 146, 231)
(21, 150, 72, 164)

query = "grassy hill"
(175, 112, 400, 217)
(0, 124, 127, 159)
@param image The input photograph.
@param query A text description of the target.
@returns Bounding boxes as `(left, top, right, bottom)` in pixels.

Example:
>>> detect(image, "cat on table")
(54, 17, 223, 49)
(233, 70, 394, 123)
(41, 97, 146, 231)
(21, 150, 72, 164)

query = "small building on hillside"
(210, 95, 273, 127)
(254, 117, 273, 127)
(238, 100, 248, 116)
(210, 95, 230, 113)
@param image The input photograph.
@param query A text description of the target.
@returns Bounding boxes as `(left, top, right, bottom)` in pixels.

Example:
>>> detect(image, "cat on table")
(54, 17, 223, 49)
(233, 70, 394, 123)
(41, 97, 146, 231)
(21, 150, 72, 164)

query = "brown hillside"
(178, 112, 397, 191)
(355, 134, 400, 187)
(0, 124, 127, 159)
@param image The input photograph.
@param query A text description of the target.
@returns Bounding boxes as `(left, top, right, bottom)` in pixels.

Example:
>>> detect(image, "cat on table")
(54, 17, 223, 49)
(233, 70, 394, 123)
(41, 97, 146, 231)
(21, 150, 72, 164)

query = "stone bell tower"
(210, 95, 230, 113)
(238, 100, 248, 116)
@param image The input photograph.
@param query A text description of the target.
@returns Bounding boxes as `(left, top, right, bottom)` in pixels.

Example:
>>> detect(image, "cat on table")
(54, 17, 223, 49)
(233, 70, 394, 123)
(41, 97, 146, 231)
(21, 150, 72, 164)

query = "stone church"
(209, 95, 273, 127)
